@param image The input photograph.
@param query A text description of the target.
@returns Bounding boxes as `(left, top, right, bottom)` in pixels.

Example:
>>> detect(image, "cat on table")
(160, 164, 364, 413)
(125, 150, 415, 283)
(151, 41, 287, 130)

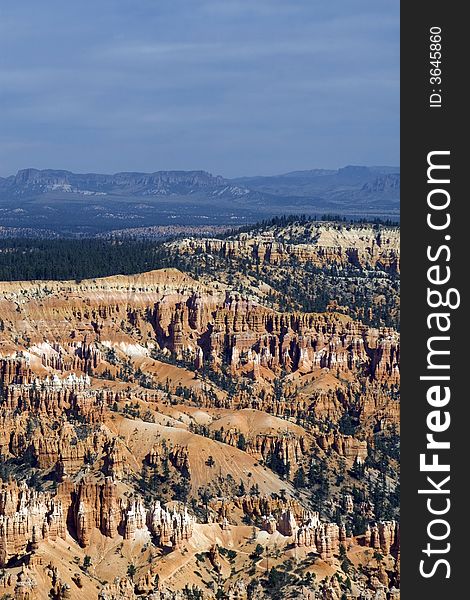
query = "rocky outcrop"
(208, 544, 222, 572)
(0, 272, 399, 386)
(144, 442, 191, 479)
(234, 495, 304, 522)
(99, 578, 137, 600)
(72, 478, 121, 546)
(103, 439, 126, 479)
(277, 509, 299, 537)
(14, 566, 37, 600)
(47, 564, 71, 600)
(240, 502, 347, 563)
(365, 520, 400, 556)
(175, 225, 400, 272)
(214, 430, 309, 471)
(265, 508, 343, 562)
(0, 356, 109, 418)
(296, 520, 342, 562)
(0, 481, 66, 567)
(0, 263, 399, 598)
(147, 501, 193, 548)
(317, 432, 368, 463)
(135, 571, 159, 595)
(0, 477, 195, 565)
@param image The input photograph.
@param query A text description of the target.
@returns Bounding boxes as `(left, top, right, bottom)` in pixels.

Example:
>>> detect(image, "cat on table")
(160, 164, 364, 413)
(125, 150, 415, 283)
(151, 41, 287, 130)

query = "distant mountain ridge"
(233, 165, 400, 197)
(1, 168, 232, 196)
(0, 166, 399, 235)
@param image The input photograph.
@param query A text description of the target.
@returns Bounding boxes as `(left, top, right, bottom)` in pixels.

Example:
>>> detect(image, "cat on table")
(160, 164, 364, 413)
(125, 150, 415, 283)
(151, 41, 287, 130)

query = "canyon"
(0, 222, 400, 599)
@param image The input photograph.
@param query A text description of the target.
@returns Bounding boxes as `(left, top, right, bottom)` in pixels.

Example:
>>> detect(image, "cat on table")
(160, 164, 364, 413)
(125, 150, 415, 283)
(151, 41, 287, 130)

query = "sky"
(0, 0, 399, 178)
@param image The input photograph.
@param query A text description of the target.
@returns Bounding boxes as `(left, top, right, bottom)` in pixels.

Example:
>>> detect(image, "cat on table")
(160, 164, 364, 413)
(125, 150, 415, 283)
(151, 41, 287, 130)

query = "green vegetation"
(82, 555, 92, 572)
(0, 238, 166, 281)
(127, 563, 137, 580)
(0, 217, 399, 329)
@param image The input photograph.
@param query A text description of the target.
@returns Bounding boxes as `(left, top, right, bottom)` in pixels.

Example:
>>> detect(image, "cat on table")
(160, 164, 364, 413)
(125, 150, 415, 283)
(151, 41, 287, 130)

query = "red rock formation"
(69, 478, 121, 546)
(98, 578, 136, 600)
(47, 564, 72, 599)
(0, 481, 66, 567)
(0, 263, 399, 597)
(103, 439, 126, 480)
(277, 509, 299, 537)
(144, 442, 191, 479)
(208, 544, 222, 572)
(14, 566, 37, 600)
(365, 520, 400, 556)
(147, 501, 194, 548)
(215, 429, 309, 472)
(317, 432, 368, 464)
(0, 272, 399, 387)
(234, 495, 304, 522)
(122, 498, 147, 540)
(0, 474, 196, 566)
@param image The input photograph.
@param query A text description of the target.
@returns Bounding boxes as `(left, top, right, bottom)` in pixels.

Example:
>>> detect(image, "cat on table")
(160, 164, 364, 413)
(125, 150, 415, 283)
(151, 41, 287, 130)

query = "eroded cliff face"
(0, 478, 194, 566)
(0, 269, 399, 386)
(161, 222, 400, 330)
(171, 225, 400, 272)
(0, 263, 399, 599)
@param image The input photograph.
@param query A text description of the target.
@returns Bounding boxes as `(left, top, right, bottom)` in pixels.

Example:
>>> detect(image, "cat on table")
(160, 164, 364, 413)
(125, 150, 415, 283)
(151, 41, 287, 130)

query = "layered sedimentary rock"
(144, 442, 191, 479)
(0, 477, 195, 566)
(99, 578, 137, 600)
(264, 508, 342, 562)
(214, 430, 309, 470)
(0, 481, 66, 567)
(316, 432, 368, 463)
(296, 520, 342, 562)
(13, 566, 37, 600)
(365, 520, 400, 556)
(173, 225, 400, 272)
(0, 270, 399, 385)
(122, 498, 193, 548)
(0, 261, 399, 597)
(72, 478, 121, 545)
(234, 495, 304, 522)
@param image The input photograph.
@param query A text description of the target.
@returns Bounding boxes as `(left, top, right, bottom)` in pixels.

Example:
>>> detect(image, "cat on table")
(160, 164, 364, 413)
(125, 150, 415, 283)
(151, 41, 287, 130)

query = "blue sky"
(0, 0, 399, 178)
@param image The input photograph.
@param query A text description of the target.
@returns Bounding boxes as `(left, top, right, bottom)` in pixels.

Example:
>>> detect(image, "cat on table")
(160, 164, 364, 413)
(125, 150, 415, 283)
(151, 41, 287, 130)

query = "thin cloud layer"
(0, 0, 399, 177)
